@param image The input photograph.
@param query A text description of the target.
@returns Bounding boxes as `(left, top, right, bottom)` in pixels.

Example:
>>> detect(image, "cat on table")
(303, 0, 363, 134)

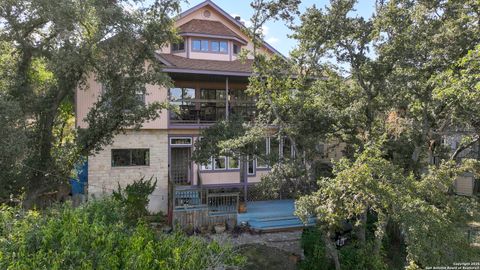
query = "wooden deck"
(237, 200, 316, 232)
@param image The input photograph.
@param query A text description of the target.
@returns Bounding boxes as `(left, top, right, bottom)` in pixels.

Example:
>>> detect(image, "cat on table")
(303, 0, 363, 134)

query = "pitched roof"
(178, 19, 247, 44)
(157, 53, 254, 76)
(178, 0, 286, 59)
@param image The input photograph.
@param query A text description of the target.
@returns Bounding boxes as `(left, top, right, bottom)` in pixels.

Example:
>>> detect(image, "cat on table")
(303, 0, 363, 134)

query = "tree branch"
(450, 134, 480, 160)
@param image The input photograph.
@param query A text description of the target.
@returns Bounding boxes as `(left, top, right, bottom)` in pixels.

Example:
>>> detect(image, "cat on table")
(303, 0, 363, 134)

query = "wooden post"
(225, 76, 229, 120)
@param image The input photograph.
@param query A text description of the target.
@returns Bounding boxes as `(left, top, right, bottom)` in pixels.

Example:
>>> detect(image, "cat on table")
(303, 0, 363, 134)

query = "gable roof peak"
(179, 0, 286, 59)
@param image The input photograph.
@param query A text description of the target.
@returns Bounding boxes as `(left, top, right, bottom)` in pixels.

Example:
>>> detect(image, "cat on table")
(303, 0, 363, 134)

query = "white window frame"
(169, 137, 193, 146)
(280, 137, 294, 159)
(256, 138, 269, 169)
(228, 156, 240, 169)
(247, 155, 255, 175)
(201, 157, 213, 170)
(213, 156, 227, 170)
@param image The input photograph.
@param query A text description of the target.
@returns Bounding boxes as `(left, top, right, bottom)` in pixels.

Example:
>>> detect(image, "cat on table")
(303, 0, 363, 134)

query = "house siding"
(75, 74, 169, 130)
(455, 175, 475, 196)
(88, 130, 169, 213)
(78, 1, 297, 211)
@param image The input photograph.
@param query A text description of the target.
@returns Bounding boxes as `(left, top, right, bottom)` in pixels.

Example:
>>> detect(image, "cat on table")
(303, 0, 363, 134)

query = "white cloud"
(266, 37, 279, 44)
(230, 13, 278, 45)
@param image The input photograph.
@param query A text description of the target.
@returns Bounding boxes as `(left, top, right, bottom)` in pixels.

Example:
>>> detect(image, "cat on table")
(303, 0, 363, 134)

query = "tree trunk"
(323, 231, 341, 270)
(356, 209, 367, 245)
(374, 213, 388, 256)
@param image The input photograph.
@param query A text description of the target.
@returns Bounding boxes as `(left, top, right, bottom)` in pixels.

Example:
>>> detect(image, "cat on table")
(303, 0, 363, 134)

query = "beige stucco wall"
(455, 175, 475, 196)
(88, 130, 169, 213)
(75, 74, 168, 130)
(248, 170, 270, 183)
(200, 171, 241, 185)
(189, 49, 231, 61)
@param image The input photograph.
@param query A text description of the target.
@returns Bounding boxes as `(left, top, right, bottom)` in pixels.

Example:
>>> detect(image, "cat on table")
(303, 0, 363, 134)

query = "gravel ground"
(208, 230, 304, 258)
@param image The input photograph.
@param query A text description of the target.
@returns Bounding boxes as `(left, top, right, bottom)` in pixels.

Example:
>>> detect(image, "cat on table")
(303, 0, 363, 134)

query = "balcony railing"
(170, 108, 222, 125)
(170, 106, 256, 125)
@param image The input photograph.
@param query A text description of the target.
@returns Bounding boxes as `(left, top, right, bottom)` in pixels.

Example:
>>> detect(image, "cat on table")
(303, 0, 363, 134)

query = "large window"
(199, 89, 226, 122)
(169, 88, 226, 124)
(229, 89, 257, 121)
(112, 149, 149, 167)
(169, 87, 258, 124)
(169, 87, 196, 122)
(192, 39, 228, 53)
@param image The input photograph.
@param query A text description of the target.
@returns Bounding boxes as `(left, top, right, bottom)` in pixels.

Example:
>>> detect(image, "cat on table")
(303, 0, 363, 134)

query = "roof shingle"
(157, 53, 254, 75)
(178, 19, 246, 42)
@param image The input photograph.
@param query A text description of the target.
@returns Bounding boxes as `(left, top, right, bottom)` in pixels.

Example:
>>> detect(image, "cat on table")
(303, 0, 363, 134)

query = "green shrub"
(300, 227, 333, 270)
(338, 241, 387, 270)
(0, 199, 244, 270)
(300, 227, 387, 270)
(112, 176, 156, 224)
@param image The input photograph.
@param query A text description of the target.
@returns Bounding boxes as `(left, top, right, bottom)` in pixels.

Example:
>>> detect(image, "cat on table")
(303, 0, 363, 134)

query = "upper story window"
(192, 39, 228, 53)
(172, 40, 185, 52)
(169, 87, 196, 122)
(233, 44, 240, 54)
(229, 89, 257, 121)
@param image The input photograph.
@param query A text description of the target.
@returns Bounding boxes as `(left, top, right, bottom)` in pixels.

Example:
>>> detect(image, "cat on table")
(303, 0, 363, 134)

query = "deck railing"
(173, 188, 206, 209)
(172, 186, 240, 228)
(207, 192, 239, 216)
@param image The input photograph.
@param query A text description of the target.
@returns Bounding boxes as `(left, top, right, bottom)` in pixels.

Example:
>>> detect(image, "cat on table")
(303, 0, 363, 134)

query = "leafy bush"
(0, 199, 244, 270)
(300, 227, 387, 270)
(338, 242, 387, 270)
(300, 227, 332, 270)
(112, 176, 156, 224)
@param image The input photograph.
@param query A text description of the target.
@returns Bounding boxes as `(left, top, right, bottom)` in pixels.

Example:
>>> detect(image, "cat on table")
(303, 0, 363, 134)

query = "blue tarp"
(70, 161, 88, 195)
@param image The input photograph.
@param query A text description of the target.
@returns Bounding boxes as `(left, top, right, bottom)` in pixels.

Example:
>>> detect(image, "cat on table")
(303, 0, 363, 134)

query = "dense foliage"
(0, 199, 244, 270)
(0, 0, 179, 205)
(193, 0, 480, 268)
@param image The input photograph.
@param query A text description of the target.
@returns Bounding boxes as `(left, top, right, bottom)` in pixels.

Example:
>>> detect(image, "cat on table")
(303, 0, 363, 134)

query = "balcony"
(169, 87, 256, 125)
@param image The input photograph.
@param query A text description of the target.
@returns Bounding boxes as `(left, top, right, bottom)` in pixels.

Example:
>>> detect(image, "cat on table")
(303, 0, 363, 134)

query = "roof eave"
(162, 67, 252, 77)
(179, 32, 248, 45)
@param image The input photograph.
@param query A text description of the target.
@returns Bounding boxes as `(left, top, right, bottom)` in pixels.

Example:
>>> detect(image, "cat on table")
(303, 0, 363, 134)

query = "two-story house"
(76, 0, 287, 214)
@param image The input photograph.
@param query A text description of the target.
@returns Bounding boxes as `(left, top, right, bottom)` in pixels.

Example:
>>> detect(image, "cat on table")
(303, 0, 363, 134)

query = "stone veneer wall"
(88, 130, 169, 213)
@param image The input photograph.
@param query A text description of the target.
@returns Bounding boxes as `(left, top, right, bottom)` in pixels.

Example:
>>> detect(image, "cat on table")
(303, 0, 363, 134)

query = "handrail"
(206, 192, 239, 216)
(207, 192, 240, 197)
(172, 186, 240, 216)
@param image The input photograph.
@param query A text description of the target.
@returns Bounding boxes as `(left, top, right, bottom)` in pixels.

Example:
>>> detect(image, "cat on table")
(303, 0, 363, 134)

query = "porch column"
(225, 76, 229, 120)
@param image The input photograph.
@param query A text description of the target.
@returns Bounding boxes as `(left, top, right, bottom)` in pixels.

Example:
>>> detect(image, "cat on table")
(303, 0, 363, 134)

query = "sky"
(180, 0, 377, 56)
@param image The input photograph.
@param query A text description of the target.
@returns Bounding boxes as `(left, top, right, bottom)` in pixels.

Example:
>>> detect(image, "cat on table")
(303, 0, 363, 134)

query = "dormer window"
(233, 44, 240, 54)
(192, 39, 228, 54)
(172, 40, 185, 52)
